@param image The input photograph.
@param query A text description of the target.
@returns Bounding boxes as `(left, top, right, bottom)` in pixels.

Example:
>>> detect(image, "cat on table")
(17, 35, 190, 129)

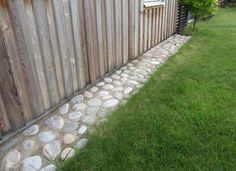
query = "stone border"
(0, 34, 190, 171)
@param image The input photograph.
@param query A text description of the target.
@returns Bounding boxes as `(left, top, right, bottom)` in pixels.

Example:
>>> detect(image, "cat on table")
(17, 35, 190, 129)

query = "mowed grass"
(59, 8, 236, 171)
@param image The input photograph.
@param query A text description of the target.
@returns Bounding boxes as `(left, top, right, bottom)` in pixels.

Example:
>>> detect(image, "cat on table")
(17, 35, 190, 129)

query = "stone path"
(0, 34, 190, 171)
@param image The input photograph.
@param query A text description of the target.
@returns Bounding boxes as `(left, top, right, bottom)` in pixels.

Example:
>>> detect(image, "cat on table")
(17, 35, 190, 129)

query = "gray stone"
(45, 116, 64, 130)
(60, 148, 75, 161)
(124, 70, 130, 74)
(112, 86, 123, 92)
(62, 122, 78, 133)
(90, 87, 99, 93)
(37, 131, 55, 144)
(104, 78, 112, 83)
(74, 138, 88, 150)
(78, 125, 87, 135)
(115, 70, 122, 75)
(86, 107, 99, 115)
(71, 95, 84, 104)
(22, 139, 35, 151)
(97, 82, 105, 87)
(124, 87, 133, 95)
(40, 164, 56, 171)
(1, 149, 21, 171)
(103, 99, 119, 108)
(59, 104, 69, 115)
(63, 134, 75, 144)
(103, 84, 114, 90)
(121, 73, 128, 78)
(21, 156, 42, 171)
(43, 141, 61, 160)
(23, 124, 39, 136)
(69, 112, 82, 121)
(111, 74, 120, 80)
(127, 63, 133, 67)
(73, 103, 87, 111)
(84, 91, 93, 98)
(81, 115, 97, 126)
(113, 81, 122, 86)
(102, 95, 113, 100)
(114, 92, 123, 100)
(98, 91, 109, 97)
(88, 98, 102, 107)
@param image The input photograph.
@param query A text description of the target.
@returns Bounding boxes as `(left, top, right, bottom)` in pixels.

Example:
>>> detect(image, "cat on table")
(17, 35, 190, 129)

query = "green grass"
(59, 8, 236, 171)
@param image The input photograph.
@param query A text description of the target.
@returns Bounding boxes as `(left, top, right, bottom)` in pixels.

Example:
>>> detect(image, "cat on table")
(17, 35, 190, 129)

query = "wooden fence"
(0, 0, 178, 140)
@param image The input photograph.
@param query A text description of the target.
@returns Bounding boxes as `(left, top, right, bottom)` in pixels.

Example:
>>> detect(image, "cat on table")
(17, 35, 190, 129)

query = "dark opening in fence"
(177, 3, 189, 34)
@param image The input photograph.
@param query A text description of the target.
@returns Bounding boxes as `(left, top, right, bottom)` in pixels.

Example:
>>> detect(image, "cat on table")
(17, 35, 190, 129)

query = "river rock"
(21, 155, 42, 171)
(43, 141, 61, 160)
(60, 148, 75, 161)
(1, 149, 21, 171)
(23, 124, 39, 136)
(45, 116, 64, 130)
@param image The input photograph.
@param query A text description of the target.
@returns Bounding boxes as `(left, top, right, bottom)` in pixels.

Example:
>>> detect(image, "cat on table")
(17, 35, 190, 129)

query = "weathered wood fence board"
(0, 0, 178, 139)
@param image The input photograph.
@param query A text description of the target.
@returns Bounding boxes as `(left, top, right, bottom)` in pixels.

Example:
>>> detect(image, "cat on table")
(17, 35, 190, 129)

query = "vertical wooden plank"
(128, 0, 135, 59)
(78, 0, 90, 84)
(62, 0, 78, 92)
(152, 8, 156, 46)
(45, 0, 65, 99)
(70, 0, 87, 89)
(105, 0, 114, 72)
(1, 0, 32, 121)
(173, 0, 178, 34)
(0, 89, 11, 135)
(24, 0, 50, 110)
(161, 7, 165, 41)
(8, 0, 44, 115)
(0, 26, 25, 130)
(148, 8, 152, 49)
(139, 4, 144, 54)
(32, 0, 60, 106)
(134, 0, 139, 57)
(95, 0, 105, 76)
(155, 7, 160, 44)
(122, 0, 129, 63)
(52, 0, 73, 96)
(115, 0, 122, 65)
(143, 9, 148, 51)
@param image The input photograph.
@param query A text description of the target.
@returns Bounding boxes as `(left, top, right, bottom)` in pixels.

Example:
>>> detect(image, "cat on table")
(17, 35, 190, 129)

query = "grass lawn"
(59, 8, 236, 171)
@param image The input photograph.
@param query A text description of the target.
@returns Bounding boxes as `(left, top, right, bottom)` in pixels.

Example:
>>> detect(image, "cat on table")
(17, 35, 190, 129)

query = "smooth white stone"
(113, 92, 123, 100)
(86, 107, 99, 116)
(22, 139, 35, 151)
(63, 134, 75, 144)
(60, 148, 75, 161)
(112, 87, 123, 92)
(40, 164, 56, 171)
(69, 112, 82, 121)
(113, 81, 122, 86)
(124, 87, 133, 95)
(104, 78, 113, 83)
(78, 125, 87, 135)
(45, 116, 64, 130)
(97, 82, 105, 87)
(21, 156, 42, 171)
(103, 84, 114, 90)
(59, 104, 69, 115)
(115, 70, 122, 75)
(37, 131, 55, 144)
(1, 150, 21, 171)
(23, 124, 39, 136)
(71, 95, 84, 104)
(98, 91, 109, 97)
(111, 74, 120, 80)
(88, 98, 102, 107)
(102, 95, 113, 100)
(90, 87, 99, 93)
(43, 141, 61, 160)
(121, 73, 128, 78)
(62, 122, 78, 133)
(103, 99, 119, 108)
(84, 91, 93, 98)
(73, 103, 87, 111)
(74, 138, 88, 150)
